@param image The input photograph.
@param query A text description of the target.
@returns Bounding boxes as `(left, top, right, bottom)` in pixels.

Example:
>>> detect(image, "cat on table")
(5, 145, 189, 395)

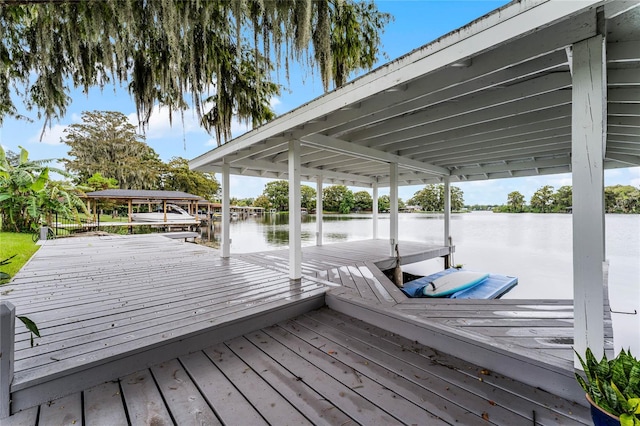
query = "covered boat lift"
(191, 0, 640, 366)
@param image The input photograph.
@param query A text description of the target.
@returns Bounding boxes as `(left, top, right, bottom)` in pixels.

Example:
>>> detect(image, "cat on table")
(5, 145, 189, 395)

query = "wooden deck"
(5, 308, 590, 426)
(0, 234, 609, 423)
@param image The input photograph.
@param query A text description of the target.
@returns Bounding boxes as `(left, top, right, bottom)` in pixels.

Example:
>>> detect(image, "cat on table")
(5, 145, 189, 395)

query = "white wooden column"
(221, 163, 231, 258)
(444, 177, 452, 268)
(444, 177, 451, 246)
(572, 35, 606, 365)
(289, 140, 302, 280)
(390, 163, 399, 256)
(0, 301, 15, 419)
(372, 182, 379, 239)
(316, 176, 323, 246)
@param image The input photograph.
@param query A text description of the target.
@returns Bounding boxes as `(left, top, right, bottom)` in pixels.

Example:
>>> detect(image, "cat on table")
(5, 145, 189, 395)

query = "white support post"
(316, 176, 323, 246)
(572, 35, 606, 366)
(289, 140, 302, 280)
(0, 301, 15, 419)
(390, 163, 399, 256)
(372, 182, 379, 239)
(444, 177, 452, 268)
(221, 163, 231, 258)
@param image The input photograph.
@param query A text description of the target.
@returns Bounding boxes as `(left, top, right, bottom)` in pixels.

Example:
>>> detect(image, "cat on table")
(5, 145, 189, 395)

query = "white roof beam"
(326, 51, 570, 138)
(411, 129, 571, 162)
(351, 72, 572, 144)
(303, 155, 372, 171)
(438, 146, 571, 166)
(399, 116, 570, 157)
(362, 90, 571, 149)
(300, 133, 449, 176)
(422, 135, 570, 164)
(395, 106, 571, 155)
(453, 157, 570, 175)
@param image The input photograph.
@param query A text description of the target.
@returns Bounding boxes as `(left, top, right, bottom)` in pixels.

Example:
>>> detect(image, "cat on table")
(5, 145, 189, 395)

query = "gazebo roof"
(84, 189, 204, 201)
(189, 0, 640, 188)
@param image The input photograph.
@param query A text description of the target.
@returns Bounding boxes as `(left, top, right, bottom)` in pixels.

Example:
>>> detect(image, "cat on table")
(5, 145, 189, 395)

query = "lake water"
(201, 211, 639, 351)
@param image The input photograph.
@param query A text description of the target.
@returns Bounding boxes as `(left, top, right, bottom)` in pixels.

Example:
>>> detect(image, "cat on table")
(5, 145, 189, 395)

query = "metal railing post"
(0, 301, 15, 418)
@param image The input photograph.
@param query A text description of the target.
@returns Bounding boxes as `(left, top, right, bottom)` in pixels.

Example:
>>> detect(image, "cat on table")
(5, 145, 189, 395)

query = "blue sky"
(1, 1, 638, 205)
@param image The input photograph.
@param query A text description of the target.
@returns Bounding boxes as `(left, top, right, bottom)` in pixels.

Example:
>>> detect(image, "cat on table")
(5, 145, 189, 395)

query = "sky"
(1, 1, 638, 205)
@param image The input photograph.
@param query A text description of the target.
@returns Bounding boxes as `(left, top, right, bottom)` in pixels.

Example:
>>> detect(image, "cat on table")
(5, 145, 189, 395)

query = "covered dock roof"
(84, 189, 205, 202)
(190, 0, 640, 187)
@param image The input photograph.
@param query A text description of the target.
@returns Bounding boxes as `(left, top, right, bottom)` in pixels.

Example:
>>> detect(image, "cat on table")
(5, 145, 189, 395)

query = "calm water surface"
(203, 211, 639, 350)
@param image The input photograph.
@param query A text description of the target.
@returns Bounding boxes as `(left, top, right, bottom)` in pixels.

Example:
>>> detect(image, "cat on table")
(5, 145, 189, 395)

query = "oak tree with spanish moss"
(1, 0, 391, 145)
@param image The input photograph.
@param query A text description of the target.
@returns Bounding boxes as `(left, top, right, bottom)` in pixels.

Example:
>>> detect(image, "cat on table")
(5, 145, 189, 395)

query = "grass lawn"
(0, 232, 39, 282)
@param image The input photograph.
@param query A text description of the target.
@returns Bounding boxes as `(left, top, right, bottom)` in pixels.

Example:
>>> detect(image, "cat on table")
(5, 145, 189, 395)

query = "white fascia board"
(189, 0, 601, 170)
(300, 133, 450, 176)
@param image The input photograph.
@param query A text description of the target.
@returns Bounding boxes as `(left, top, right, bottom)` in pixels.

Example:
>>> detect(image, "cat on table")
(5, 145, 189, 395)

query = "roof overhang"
(189, 0, 640, 188)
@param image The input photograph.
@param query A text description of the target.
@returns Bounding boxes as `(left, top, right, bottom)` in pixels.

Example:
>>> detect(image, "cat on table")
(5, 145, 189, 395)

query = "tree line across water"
(2, 110, 637, 233)
(490, 185, 640, 214)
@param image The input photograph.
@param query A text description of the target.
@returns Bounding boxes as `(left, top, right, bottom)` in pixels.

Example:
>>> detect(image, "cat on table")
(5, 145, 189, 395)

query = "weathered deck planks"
(5, 306, 590, 426)
(1, 235, 329, 411)
(0, 234, 611, 422)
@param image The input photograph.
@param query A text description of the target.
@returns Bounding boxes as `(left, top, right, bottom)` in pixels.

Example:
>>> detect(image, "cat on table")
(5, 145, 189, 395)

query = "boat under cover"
(131, 204, 197, 223)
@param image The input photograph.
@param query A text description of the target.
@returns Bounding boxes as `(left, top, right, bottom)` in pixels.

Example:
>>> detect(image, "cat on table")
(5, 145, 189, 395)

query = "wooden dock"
(5, 308, 589, 426)
(0, 234, 607, 423)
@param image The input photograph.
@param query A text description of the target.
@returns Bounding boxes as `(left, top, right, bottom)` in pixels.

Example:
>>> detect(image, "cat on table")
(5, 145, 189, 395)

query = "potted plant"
(575, 348, 640, 426)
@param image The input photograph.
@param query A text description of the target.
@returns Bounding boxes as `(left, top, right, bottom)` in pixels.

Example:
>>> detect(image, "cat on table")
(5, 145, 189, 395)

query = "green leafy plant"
(0, 254, 16, 283)
(575, 348, 640, 425)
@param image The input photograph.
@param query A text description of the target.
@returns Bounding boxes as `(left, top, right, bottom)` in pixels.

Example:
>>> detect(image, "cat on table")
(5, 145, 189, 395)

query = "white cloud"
(270, 96, 282, 111)
(29, 124, 69, 145)
(127, 105, 203, 140)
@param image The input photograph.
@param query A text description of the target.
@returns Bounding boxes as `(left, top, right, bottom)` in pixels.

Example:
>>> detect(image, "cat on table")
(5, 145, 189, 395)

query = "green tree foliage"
(253, 195, 271, 210)
(160, 157, 219, 201)
(552, 185, 572, 211)
(497, 184, 639, 214)
(262, 181, 317, 212)
(86, 173, 118, 191)
(62, 111, 163, 189)
(1, 1, 391, 144)
(0, 146, 85, 231)
(378, 194, 390, 212)
(605, 185, 640, 213)
(408, 184, 464, 211)
(263, 180, 289, 211)
(339, 189, 355, 214)
(323, 185, 353, 212)
(507, 191, 525, 212)
(530, 185, 554, 213)
(301, 185, 317, 212)
(353, 190, 372, 212)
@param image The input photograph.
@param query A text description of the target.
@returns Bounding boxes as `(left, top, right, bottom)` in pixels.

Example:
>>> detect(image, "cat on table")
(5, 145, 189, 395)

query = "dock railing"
(0, 301, 15, 418)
